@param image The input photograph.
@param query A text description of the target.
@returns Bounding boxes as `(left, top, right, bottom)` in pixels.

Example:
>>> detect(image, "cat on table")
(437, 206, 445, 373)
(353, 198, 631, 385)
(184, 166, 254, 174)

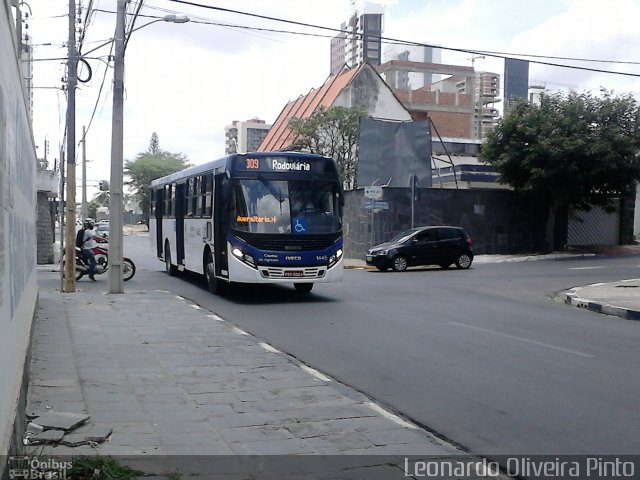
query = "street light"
(108, 2, 190, 294)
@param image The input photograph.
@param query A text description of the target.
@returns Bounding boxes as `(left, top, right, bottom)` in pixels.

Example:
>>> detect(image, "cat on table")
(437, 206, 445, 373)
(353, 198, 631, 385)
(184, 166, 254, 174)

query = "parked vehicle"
(96, 223, 109, 239)
(366, 225, 473, 272)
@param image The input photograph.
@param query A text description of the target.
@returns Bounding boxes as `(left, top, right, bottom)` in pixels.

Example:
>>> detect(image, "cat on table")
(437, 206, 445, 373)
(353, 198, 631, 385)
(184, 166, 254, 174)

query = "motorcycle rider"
(80, 218, 98, 281)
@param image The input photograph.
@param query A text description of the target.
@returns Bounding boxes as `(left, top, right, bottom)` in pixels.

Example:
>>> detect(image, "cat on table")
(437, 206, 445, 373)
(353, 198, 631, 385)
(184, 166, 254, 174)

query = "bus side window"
(185, 178, 194, 218)
(150, 189, 155, 215)
(194, 176, 202, 218)
(204, 174, 213, 217)
(164, 185, 172, 218)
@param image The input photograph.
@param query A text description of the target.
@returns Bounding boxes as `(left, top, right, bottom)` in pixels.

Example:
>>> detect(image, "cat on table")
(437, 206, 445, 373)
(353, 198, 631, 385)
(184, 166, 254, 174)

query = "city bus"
(149, 151, 344, 294)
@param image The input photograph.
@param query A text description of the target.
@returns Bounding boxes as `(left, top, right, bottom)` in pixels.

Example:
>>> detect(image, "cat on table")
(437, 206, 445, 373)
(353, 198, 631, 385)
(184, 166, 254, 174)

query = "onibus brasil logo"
(8, 456, 72, 479)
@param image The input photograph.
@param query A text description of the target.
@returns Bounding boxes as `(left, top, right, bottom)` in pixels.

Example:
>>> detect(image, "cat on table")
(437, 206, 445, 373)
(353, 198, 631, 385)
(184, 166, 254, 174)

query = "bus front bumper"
(228, 255, 344, 284)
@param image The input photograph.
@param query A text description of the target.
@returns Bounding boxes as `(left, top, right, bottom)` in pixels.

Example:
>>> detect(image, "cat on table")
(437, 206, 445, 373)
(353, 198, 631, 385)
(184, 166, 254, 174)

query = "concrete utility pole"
(63, 0, 77, 293)
(108, 0, 126, 294)
(81, 125, 87, 220)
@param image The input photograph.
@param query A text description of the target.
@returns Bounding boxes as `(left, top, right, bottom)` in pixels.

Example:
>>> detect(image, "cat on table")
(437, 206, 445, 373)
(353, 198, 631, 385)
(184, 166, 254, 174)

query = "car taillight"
(466, 238, 473, 245)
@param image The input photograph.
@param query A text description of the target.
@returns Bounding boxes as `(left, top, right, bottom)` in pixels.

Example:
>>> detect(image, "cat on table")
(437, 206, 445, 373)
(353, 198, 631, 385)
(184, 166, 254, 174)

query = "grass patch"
(67, 456, 143, 479)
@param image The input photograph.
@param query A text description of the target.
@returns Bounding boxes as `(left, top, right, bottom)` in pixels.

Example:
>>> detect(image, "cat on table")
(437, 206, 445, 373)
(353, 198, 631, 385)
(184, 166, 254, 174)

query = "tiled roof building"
(258, 63, 411, 152)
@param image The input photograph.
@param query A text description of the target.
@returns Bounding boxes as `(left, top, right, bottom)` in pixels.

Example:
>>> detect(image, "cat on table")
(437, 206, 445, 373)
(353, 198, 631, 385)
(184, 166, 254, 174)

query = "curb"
(560, 286, 640, 321)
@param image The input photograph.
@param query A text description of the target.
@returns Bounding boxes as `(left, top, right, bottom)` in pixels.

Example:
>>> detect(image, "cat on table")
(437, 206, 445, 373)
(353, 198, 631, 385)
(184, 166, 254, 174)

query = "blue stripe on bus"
(228, 236, 343, 267)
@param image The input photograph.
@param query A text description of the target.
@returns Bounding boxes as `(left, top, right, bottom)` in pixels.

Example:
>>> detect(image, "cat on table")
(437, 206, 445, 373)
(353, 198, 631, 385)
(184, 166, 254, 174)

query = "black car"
(366, 225, 473, 272)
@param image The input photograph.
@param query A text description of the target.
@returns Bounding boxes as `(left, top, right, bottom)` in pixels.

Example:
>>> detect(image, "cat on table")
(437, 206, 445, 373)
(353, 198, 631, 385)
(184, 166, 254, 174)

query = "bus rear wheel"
(294, 283, 313, 294)
(165, 242, 177, 276)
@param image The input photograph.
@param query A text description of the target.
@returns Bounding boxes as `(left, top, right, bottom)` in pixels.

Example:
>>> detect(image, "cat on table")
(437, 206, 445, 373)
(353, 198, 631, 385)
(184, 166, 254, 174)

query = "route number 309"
(246, 158, 260, 169)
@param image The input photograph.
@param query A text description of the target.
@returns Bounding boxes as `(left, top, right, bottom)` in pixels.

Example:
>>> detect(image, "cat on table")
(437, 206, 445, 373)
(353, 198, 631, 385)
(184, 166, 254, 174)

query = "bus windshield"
(231, 178, 341, 234)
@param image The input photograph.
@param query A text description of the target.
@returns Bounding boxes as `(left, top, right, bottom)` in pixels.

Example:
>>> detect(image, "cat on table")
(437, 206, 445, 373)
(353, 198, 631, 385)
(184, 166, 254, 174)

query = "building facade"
(224, 118, 271, 155)
(430, 70, 501, 139)
(382, 45, 442, 89)
(1, 0, 38, 467)
(330, 3, 384, 75)
(504, 58, 529, 115)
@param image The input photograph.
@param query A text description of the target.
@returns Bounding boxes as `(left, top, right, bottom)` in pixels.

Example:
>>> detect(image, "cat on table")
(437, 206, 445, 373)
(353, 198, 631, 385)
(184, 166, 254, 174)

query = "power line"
(166, 0, 640, 78)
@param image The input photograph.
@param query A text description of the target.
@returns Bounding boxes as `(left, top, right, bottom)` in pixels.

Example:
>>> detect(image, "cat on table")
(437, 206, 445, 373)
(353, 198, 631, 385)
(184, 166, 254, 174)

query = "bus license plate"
(284, 271, 303, 277)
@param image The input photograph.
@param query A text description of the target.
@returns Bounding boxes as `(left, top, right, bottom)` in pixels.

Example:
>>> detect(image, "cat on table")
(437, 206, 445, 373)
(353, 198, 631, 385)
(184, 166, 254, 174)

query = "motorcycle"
(66, 236, 136, 281)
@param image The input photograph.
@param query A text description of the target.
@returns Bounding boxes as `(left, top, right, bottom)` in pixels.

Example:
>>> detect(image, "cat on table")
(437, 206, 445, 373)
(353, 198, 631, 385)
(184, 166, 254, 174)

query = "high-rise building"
(330, 3, 384, 75)
(225, 118, 271, 155)
(504, 58, 529, 115)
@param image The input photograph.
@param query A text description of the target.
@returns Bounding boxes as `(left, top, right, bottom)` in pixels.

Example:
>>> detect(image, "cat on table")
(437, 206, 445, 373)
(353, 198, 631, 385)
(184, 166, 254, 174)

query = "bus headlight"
(328, 248, 343, 268)
(231, 247, 257, 268)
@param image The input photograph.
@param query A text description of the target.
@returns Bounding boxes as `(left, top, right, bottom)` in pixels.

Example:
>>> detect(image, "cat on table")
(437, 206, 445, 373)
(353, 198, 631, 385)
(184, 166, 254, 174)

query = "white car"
(96, 223, 109, 239)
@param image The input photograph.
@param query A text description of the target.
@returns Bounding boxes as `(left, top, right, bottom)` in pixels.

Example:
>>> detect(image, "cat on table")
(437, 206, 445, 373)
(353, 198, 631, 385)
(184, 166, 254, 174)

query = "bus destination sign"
(237, 156, 318, 173)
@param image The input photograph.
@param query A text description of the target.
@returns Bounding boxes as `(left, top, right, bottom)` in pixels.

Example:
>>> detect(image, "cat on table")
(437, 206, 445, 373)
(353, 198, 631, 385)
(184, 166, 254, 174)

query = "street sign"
(364, 200, 389, 210)
(364, 185, 383, 199)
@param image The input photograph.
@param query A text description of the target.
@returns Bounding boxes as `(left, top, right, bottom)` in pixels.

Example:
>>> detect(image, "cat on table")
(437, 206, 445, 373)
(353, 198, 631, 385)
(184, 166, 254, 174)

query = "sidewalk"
(558, 279, 640, 321)
(29, 268, 476, 478)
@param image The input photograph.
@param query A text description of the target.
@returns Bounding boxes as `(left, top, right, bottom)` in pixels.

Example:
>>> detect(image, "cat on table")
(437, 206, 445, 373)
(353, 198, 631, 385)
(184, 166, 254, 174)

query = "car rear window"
(438, 228, 462, 240)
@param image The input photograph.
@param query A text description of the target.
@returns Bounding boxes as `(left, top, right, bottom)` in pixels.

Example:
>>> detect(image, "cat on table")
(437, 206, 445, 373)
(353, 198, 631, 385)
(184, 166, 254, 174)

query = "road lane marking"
(207, 314, 224, 321)
(232, 327, 249, 336)
(448, 322, 595, 358)
(365, 402, 418, 429)
(300, 364, 332, 382)
(569, 266, 605, 270)
(258, 342, 281, 354)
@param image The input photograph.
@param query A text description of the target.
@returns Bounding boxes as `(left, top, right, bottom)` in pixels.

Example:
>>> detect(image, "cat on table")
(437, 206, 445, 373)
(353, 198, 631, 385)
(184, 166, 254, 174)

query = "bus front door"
(175, 183, 185, 267)
(213, 174, 228, 276)
(155, 188, 164, 258)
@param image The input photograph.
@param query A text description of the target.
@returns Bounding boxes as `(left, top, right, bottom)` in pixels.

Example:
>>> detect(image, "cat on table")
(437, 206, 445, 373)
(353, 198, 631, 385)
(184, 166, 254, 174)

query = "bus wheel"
(294, 283, 313, 294)
(205, 255, 225, 295)
(165, 243, 177, 276)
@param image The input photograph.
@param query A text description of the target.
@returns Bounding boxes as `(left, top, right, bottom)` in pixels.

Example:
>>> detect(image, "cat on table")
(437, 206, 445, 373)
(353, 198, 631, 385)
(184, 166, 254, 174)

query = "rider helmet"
(83, 218, 95, 229)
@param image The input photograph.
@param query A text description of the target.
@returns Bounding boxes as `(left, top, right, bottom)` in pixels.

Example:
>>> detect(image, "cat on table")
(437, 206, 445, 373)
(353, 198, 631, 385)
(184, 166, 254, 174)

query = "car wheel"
(376, 266, 388, 272)
(439, 263, 451, 269)
(391, 255, 408, 272)
(455, 253, 472, 269)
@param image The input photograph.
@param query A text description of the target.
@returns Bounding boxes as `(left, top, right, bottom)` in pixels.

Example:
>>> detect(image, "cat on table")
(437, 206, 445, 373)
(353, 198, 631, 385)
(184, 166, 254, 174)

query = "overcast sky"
(24, 0, 640, 199)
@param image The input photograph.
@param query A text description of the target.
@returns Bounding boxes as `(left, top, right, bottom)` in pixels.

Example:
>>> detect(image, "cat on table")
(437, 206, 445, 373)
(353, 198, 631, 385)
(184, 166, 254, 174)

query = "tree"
(148, 132, 161, 155)
(480, 90, 640, 251)
(124, 133, 190, 219)
(288, 105, 369, 189)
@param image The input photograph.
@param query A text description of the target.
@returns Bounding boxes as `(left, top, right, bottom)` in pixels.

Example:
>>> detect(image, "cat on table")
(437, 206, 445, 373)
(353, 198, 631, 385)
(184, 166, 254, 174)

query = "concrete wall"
(36, 192, 54, 264)
(0, 0, 38, 463)
(343, 188, 569, 259)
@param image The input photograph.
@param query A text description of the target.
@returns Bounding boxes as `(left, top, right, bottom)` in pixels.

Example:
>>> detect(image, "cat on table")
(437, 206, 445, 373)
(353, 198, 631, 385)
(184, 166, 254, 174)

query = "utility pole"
(108, 0, 126, 294)
(63, 0, 77, 293)
(81, 125, 87, 219)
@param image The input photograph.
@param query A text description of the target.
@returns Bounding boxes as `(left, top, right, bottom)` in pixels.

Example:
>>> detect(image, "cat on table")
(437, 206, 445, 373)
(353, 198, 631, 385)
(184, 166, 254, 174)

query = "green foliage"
(67, 455, 143, 479)
(288, 105, 369, 189)
(88, 201, 98, 219)
(480, 89, 640, 249)
(124, 133, 190, 216)
(91, 190, 109, 207)
(149, 132, 161, 155)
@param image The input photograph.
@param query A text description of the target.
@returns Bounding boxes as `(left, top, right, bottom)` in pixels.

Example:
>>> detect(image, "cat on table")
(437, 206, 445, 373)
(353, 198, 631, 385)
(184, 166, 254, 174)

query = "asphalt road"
(124, 234, 640, 458)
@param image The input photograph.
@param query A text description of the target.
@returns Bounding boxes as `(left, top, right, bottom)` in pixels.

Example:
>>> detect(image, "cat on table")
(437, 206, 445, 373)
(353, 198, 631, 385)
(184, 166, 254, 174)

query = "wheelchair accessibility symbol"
(293, 217, 307, 234)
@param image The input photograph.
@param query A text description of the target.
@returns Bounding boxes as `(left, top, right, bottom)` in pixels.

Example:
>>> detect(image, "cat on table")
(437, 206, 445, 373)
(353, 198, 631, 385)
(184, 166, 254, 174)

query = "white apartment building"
(225, 118, 271, 155)
(330, 3, 384, 75)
